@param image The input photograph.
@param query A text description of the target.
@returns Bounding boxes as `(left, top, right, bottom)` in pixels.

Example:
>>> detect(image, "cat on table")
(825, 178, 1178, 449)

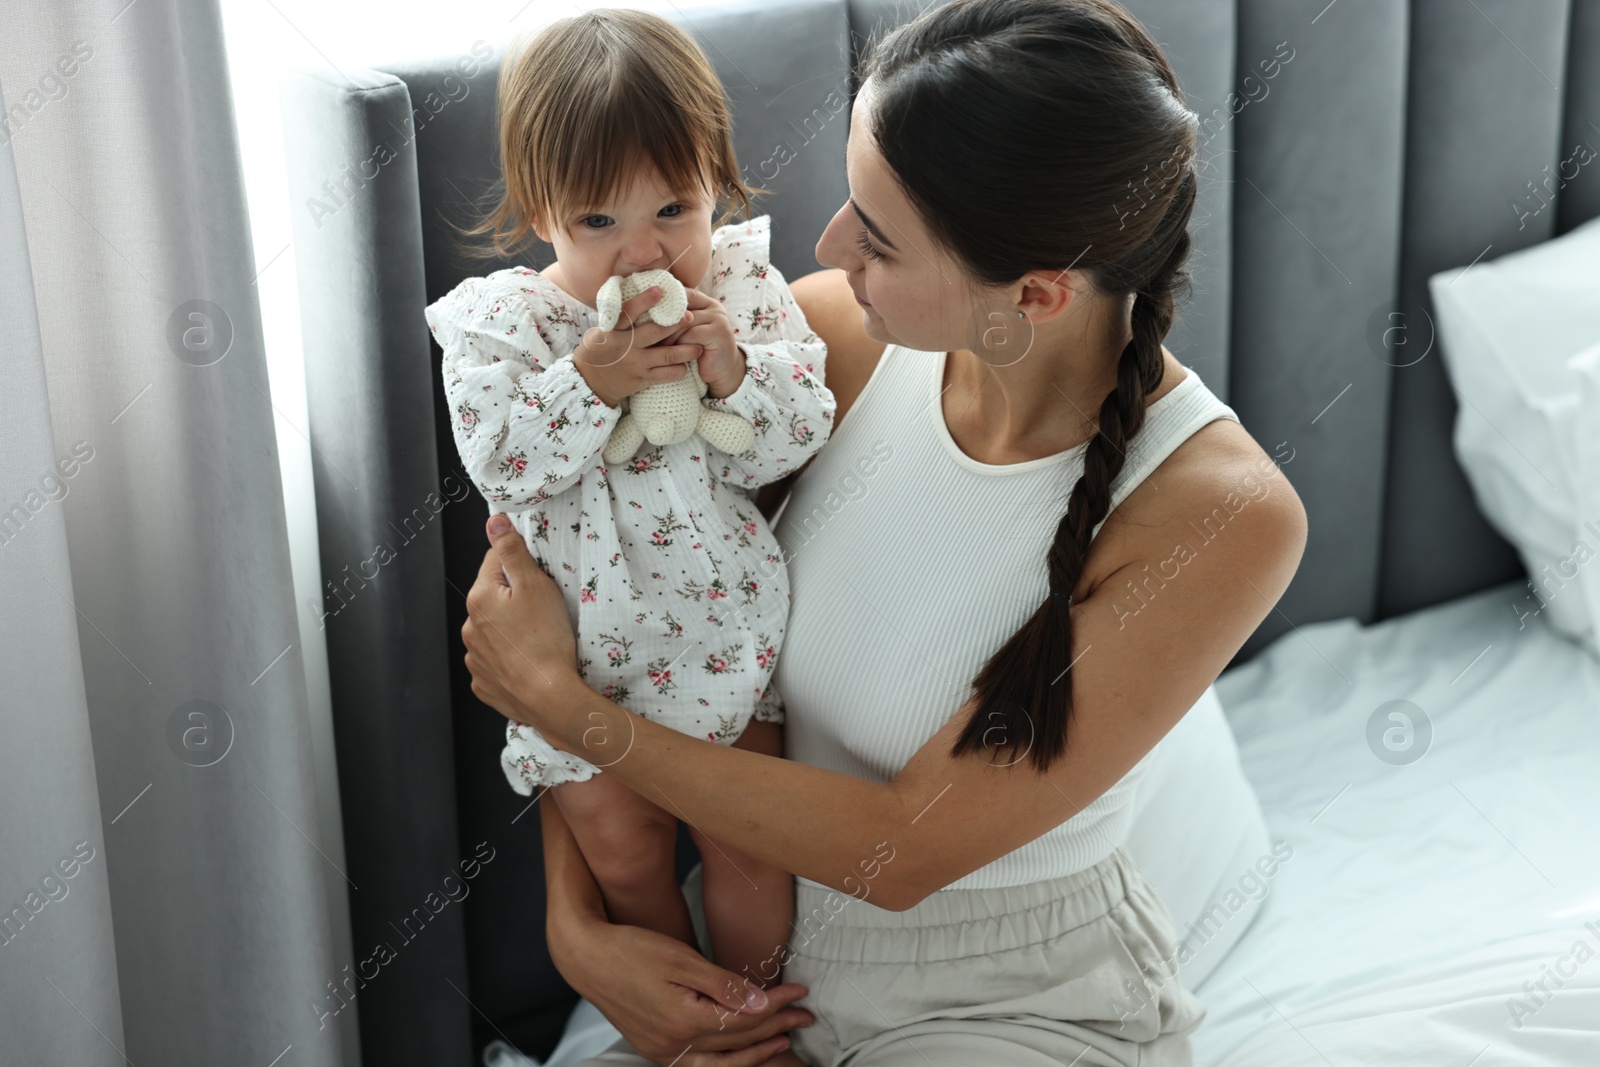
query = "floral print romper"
(423, 215, 835, 792)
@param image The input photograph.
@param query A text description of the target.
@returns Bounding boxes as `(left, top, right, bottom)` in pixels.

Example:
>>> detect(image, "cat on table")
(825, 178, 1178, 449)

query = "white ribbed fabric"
(771, 344, 1241, 890)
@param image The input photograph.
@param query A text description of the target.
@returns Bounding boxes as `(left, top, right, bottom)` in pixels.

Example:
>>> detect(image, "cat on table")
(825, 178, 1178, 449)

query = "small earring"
(1016, 310, 1026, 319)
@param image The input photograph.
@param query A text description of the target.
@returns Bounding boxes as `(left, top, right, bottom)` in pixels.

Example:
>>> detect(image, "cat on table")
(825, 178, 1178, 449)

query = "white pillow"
(1429, 215, 1600, 659)
(1122, 683, 1273, 994)
(1570, 341, 1600, 655)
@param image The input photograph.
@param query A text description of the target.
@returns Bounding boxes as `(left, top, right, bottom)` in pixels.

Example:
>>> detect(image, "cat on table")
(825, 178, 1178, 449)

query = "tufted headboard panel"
(279, 0, 1600, 1062)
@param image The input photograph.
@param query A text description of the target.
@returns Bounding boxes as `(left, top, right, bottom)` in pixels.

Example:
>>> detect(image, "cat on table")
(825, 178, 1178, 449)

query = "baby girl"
(422, 6, 834, 1048)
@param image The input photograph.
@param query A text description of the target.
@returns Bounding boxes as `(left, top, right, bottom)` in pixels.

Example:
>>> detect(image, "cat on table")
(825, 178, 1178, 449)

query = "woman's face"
(533, 164, 715, 311)
(816, 79, 1003, 355)
(817, 77, 1102, 367)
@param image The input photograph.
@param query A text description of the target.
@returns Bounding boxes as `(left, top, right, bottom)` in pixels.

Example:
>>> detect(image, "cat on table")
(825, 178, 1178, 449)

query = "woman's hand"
(461, 513, 583, 728)
(540, 775, 815, 1066)
(555, 915, 815, 1066)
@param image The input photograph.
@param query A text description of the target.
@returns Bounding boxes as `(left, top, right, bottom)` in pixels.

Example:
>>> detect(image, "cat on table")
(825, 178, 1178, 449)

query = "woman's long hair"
(859, 0, 1200, 773)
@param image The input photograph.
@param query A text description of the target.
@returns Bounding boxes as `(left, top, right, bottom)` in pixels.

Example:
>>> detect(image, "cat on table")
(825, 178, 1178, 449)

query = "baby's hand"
(665, 288, 746, 400)
(574, 285, 702, 409)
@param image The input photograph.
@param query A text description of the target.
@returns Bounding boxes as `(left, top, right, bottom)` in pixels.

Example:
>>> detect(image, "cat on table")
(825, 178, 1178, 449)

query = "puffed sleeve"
(424, 272, 622, 509)
(703, 215, 837, 492)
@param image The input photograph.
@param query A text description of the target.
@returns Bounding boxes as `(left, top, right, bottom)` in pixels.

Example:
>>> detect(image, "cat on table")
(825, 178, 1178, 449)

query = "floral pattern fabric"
(424, 214, 834, 791)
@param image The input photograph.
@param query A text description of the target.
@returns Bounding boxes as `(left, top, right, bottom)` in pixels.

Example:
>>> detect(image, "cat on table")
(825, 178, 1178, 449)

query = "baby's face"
(534, 165, 716, 312)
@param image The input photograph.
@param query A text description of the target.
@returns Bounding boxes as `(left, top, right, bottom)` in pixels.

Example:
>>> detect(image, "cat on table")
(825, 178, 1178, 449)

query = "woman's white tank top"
(770, 343, 1242, 891)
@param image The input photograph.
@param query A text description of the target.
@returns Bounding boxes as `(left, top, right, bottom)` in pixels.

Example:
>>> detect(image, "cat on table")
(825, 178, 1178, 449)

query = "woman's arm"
(539, 796, 816, 1065)
(540, 785, 605, 949)
(467, 442, 1307, 910)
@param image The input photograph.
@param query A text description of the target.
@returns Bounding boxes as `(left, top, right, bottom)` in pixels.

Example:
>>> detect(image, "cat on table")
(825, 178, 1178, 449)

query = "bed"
(277, 0, 1600, 1063)
(1198, 580, 1600, 1064)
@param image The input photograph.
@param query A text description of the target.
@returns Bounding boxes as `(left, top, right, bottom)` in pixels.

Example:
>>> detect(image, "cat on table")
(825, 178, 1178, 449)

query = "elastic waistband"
(787, 846, 1139, 965)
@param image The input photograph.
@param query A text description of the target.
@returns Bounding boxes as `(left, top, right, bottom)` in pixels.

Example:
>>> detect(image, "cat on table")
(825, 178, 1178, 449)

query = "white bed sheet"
(1194, 578, 1600, 1065)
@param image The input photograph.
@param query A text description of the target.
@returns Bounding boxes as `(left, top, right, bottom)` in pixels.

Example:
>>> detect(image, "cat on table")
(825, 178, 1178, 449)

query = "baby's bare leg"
(550, 772, 695, 947)
(689, 720, 797, 1001)
(693, 721, 808, 1064)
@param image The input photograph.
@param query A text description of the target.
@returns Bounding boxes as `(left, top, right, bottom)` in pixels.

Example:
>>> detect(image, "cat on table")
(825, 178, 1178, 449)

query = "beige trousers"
(580, 845, 1207, 1066)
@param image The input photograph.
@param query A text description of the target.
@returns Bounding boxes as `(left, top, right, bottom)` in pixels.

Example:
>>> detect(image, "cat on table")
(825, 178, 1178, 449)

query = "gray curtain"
(0, 2, 353, 1063)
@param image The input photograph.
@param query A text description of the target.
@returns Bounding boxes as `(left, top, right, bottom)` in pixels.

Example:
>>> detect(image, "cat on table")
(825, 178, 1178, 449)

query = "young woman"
(460, 1, 1307, 1064)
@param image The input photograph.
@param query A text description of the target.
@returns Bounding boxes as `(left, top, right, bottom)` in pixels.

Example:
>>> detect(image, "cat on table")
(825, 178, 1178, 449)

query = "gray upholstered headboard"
(279, 1, 1600, 1062)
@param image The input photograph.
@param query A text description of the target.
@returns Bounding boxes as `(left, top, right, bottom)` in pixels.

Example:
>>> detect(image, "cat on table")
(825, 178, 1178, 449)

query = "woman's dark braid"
(1047, 167, 1196, 609)
(961, 166, 1197, 772)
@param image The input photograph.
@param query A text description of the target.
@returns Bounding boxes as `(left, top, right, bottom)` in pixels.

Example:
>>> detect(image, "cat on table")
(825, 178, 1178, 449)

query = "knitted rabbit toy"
(595, 268, 756, 465)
